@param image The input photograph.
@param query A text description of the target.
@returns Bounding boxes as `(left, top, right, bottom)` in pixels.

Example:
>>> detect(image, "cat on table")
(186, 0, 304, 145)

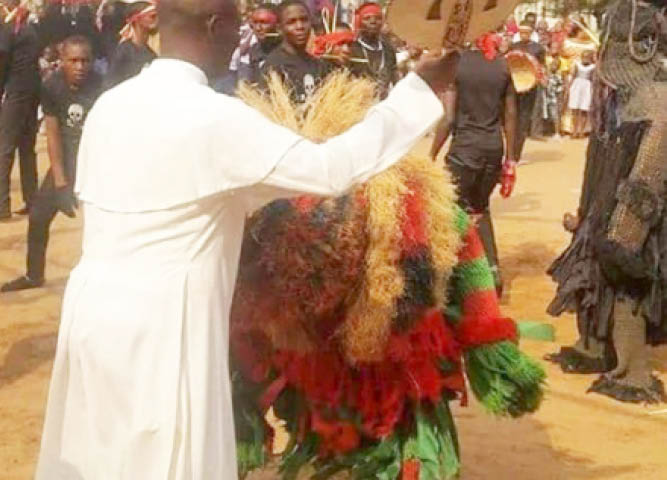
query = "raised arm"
(256, 54, 459, 199)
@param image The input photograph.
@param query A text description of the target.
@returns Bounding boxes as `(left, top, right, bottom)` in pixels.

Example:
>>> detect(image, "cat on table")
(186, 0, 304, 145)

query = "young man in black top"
(348, 2, 397, 99)
(0, 0, 42, 219)
(430, 41, 518, 295)
(2, 35, 103, 292)
(238, 3, 280, 85)
(510, 22, 545, 161)
(106, 0, 157, 88)
(261, 0, 329, 103)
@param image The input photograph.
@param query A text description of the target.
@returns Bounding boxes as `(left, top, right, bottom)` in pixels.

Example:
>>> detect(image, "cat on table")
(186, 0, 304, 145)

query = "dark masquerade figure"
(547, 0, 667, 403)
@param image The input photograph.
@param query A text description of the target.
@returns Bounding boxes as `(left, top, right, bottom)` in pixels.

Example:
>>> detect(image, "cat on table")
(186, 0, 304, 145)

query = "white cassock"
(35, 59, 443, 479)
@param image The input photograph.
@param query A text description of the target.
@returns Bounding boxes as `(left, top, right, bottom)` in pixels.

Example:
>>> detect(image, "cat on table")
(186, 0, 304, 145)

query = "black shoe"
(1, 275, 45, 292)
(14, 205, 30, 215)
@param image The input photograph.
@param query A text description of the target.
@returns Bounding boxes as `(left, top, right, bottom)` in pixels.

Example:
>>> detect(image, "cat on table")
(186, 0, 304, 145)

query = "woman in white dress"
(567, 49, 596, 138)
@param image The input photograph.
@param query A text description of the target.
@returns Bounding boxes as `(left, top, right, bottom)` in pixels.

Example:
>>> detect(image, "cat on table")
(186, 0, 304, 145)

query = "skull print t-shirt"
(41, 69, 103, 174)
(260, 46, 331, 103)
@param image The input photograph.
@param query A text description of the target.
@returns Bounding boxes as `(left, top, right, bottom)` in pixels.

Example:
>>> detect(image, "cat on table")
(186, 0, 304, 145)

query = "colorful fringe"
(230, 73, 545, 479)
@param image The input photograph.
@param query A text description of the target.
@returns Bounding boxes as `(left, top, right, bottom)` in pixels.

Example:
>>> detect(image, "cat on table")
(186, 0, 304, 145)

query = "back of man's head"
(158, 0, 240, 78)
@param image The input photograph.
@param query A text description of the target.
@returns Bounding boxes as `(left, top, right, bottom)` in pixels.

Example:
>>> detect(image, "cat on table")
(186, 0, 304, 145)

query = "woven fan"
(386, 0, 522, 50)
(506, 50, 543, 93)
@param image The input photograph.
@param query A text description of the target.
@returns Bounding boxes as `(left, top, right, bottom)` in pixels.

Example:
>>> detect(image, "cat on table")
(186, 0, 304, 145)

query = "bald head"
(158, 0, 240, 80)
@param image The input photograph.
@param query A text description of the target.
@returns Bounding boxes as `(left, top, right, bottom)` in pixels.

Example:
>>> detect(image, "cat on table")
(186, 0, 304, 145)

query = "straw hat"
(386, 0, 521, 50)
(505, 50, 542, 93)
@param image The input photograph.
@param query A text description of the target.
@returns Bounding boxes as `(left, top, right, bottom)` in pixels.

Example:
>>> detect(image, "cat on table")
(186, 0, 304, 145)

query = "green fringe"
(311, 435, 402, 480)
(306, 400, 461, 480)
(403, 403, 461, 480)
(464, 341, 546, 418)
(236, 407, 267, 477)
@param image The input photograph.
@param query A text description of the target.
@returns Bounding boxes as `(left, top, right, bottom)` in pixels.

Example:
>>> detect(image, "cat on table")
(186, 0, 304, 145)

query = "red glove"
(500, 159, 517, 198)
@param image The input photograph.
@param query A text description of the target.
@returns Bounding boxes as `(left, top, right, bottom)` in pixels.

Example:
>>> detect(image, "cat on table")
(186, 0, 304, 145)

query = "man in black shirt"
(2, 35, 103, 292)
(0, 1, 42, 219)
(261, 0, 329, 103)
(238, 3, 280, 85)
(106, 0, 157, 89)
(348, 2, 397, 99)
(510, 22, 545, 161)
(430, 44, 518, 295)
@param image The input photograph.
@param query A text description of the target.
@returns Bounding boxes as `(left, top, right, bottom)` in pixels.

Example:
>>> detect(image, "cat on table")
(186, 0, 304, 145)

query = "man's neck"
(359, 33, 380, 47)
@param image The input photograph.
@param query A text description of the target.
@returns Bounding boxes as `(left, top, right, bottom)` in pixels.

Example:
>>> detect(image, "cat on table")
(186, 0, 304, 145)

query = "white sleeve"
(254, 72, 443, 200)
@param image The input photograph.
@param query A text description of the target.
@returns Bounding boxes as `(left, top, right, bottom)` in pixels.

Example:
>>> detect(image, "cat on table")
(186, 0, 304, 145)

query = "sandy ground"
(1, 134, 667, 480)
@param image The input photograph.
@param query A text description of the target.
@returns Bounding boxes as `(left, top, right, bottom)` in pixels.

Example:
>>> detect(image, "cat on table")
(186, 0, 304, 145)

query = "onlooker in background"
(498, 35, 512, 55)
(567, 49, 595, 139)
(0, 0, 42, 219)
(504, 14, 518, 37)
(105, 0, 157, 89)
(261, 0, 330, 103)
(544, 57, 564, 138)
(536, 19, 550, 48)
(349, 1, 398, 99)
(430, 33, 518, 295)
(38, 45, 60, 79)
(560, 20, 597, 135)
(40, 1, 101, 57)
(513, 12, 539, 42)
(510, 21, 545, 160)
(2, 35, 103, 292)
(238, 3, 280, 84)
(550, 19, 567, 47)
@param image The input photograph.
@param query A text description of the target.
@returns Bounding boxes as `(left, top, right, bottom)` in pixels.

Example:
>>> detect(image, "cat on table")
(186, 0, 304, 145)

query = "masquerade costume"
(231, 72, 544, 479)
(548, 0, 667, 403)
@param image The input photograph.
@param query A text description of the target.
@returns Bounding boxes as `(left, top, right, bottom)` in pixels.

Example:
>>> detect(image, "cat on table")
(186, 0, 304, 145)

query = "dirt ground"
(1, 135, 667, 480)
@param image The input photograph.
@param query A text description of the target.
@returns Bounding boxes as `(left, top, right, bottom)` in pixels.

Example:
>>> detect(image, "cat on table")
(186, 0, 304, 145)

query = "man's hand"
(500, 159, 517, 198)
(415, 50, 460, 96)
(54, 187, 77, 218)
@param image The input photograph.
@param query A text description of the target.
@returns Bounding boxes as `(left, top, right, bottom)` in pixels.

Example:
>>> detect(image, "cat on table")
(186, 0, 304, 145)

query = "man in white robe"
(35, 0, 458, 478)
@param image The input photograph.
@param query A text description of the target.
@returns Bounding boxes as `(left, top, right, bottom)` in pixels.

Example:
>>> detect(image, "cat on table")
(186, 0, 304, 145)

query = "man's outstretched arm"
(256, 54, 459, 199)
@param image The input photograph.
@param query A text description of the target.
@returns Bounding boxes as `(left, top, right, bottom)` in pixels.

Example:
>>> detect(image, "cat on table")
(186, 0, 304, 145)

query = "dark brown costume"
(547, 0, 667, 403)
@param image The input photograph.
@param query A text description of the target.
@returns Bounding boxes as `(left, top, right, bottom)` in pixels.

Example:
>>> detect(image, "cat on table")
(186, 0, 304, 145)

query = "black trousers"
(515, 90, 537, 161)
(26, 170, 61, 281)
(0, 91, 39, 216)
(447, 154, 503, 290)
(446, 154, 503, 214)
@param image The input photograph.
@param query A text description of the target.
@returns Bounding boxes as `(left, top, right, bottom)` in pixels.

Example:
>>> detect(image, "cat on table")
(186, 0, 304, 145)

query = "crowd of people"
(1, 0, 665, 478)
(0, 0, 410, 293)
(500, 12, 599, 142)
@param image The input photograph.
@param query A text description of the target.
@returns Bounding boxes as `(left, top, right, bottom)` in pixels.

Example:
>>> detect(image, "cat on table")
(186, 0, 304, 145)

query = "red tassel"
(402, 459, 420, 480)
(400, 181, 429, 252)
(311, 410, 360, 455)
